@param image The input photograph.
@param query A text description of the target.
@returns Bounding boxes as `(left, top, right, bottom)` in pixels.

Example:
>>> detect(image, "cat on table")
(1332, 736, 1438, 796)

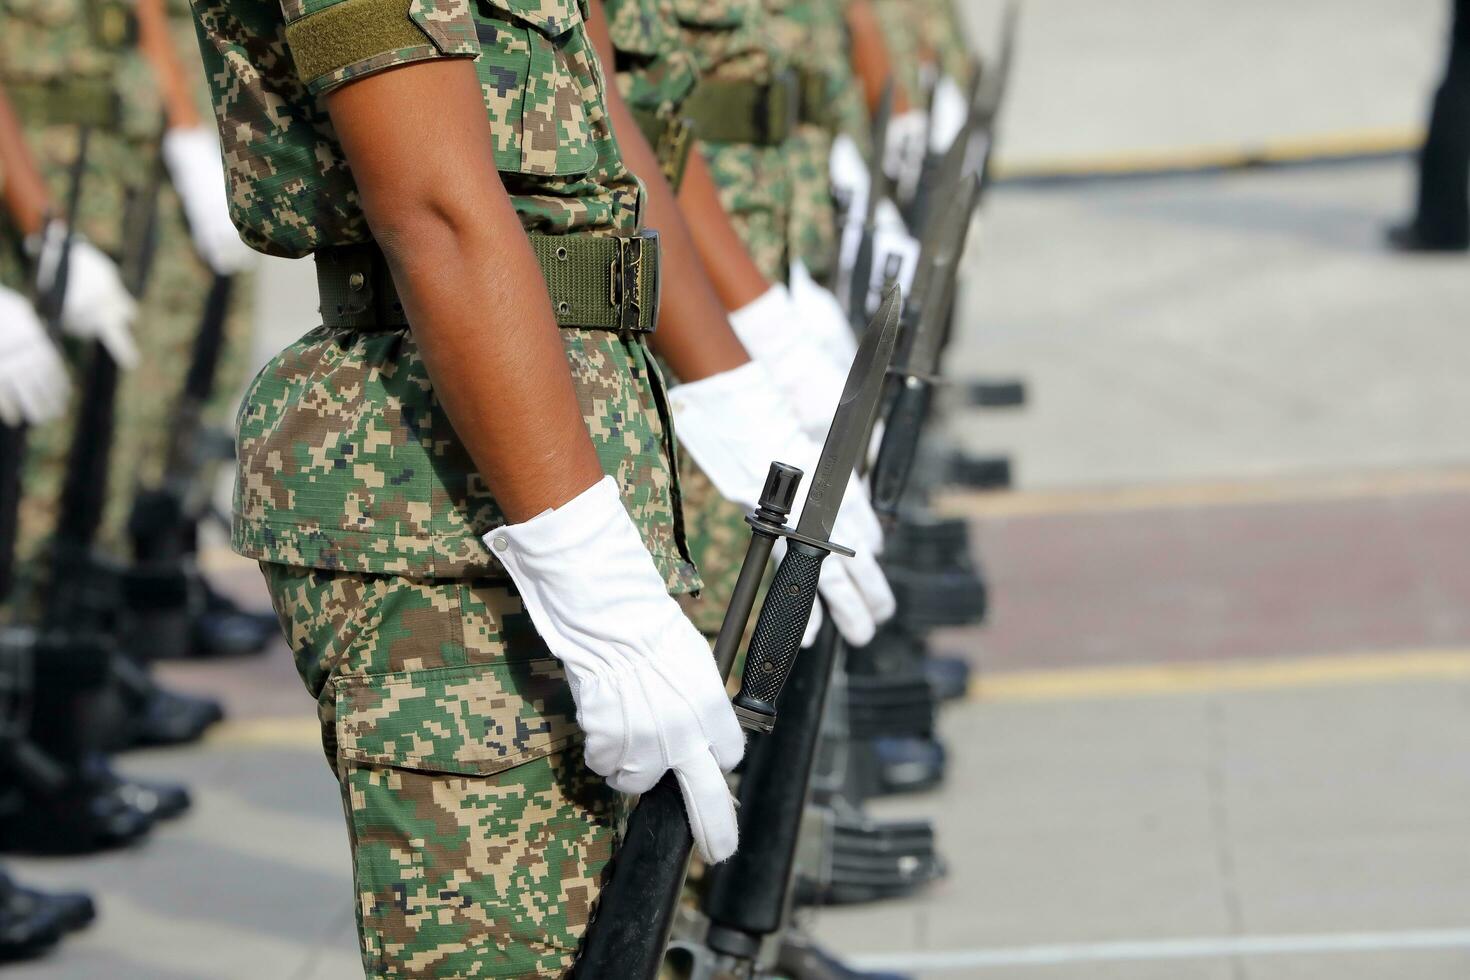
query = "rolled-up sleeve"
(282, 0, 480, 96)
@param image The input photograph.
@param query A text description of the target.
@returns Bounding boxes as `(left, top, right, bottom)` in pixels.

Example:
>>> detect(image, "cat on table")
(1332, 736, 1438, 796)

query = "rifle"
(43, 138, 165, 631)
(575, 288, 904, 978)
(0, 127, 89, 603)
(845, 81, 894, 330)
(869, 172, 980, 522)
(124, 271, 235, 658)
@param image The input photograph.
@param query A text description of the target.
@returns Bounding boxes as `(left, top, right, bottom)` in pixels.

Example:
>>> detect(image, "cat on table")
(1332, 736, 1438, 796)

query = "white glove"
(929, 75, 970, 153)
(837, 199, 920, 321)
(488, 477, 745, 864)
(884, 109, 929, 203)
(33, 224, 139, 370)
(830, 133, 871, 227)
(668, 362, 895, 648)
(789, 260, 858, 371)
(0, 286, 71, 427)
(162, 126, 254, 275)
(728, 284, 849, 445)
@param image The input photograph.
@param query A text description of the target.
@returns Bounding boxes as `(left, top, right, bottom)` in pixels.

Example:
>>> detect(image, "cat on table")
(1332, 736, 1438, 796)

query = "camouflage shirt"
(192, 0, 699, 591)
(604, 0, 699, 117)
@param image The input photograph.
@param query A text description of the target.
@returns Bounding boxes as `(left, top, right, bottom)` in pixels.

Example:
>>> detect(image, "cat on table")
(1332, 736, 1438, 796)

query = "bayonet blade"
(796, 285, 904, 542)
(906, 173, 979, 377)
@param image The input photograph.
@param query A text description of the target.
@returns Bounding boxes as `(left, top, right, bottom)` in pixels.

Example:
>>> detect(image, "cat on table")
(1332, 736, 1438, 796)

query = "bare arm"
(676, 151, 771, 312)
(585, 1, 749, 381)
(846, 0, 911, 113)
(135, 0, 205, 129)
(326, 60, 603, 522)
(0, 85, 50, 236)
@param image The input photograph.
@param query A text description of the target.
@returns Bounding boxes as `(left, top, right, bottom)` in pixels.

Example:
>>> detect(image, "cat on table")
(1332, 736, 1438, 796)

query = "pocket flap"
(336, 661, 578, 776)
(483, 0, 583, 37)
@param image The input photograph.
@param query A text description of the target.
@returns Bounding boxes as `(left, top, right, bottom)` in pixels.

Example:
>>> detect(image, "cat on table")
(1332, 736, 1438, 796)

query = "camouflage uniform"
(190, 0, 697, 973)
(674, 0, 792, 283)
(767, 0, 866, 280)
(871, 0, 972, 104)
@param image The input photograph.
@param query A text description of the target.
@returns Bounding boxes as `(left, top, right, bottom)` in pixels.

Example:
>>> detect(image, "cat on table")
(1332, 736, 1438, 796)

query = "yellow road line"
(992, 126, 1422, 181)
(971, 649, 1470, 703)
(934, 466, 1470, 520)
(206, 715, 321, 749)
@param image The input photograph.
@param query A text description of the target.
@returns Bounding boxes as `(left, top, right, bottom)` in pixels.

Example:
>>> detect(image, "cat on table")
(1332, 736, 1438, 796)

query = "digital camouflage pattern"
(671, 0, 793, 283)
(232, 321, 700, 591)
(766, 0, 866, 279)
(264, 563, 625, 977)
(604, 0, 699, 118)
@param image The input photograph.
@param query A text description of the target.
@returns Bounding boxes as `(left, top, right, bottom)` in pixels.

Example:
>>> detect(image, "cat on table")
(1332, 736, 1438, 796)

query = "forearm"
(0, 86, 50, 236)
(846, 0, 911, 113)
(135, 0, 204, 129)
(677, 151, 771, 311)
(329, 61, 603, 523)
(587, 1, 747, 382)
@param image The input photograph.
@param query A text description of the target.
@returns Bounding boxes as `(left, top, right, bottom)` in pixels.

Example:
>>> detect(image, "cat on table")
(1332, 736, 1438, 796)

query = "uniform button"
(348, 271, 365, 291)
(491, 535, 510, 553)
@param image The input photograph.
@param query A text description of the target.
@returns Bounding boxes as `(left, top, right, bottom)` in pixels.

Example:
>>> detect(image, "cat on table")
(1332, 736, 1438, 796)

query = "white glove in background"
(788, 260, 857, 372)
(884, 109, 929, 204)
(668, 362, 895, 648)
(488, 477, 745, 864)
(162, 126, 255, 275)
(33, 223, 139, 370)
(830, 133, 871, 227)
(836, 199, 920, 321)
(929, 75, 970, 153)
(0, 286, 71, 427)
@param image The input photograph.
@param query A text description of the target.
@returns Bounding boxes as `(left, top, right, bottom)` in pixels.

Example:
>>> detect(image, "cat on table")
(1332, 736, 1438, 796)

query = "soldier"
(598, 0, 893, 649)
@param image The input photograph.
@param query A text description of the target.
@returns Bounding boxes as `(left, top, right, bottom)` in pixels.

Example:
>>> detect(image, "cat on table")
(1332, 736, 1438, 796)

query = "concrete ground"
(10, 2, 1470, 977)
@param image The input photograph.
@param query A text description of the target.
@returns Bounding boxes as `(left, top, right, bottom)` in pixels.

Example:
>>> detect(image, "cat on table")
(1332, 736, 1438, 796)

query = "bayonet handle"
(732, 540, 829, 732)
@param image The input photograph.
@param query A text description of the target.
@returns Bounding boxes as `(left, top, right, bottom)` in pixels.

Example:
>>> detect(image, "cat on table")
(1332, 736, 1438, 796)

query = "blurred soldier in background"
(1390, 0, 1470, 252)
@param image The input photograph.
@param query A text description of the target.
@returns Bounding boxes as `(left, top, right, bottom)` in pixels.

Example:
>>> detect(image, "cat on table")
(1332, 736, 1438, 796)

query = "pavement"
(11, 2, 1470, 977)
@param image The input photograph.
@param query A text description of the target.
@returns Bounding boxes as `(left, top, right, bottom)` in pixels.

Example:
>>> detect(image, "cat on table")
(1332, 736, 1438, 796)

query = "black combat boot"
(192, 578, 280, 658)
(0, 769, 154, 855)
(1, 873, 95, 934)
(0, 872, 64, 963)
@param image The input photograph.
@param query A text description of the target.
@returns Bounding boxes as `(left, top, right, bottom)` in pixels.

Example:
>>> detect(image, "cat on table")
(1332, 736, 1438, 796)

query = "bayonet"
(574, 287, 905, 980)
(846, 81, 894, 329)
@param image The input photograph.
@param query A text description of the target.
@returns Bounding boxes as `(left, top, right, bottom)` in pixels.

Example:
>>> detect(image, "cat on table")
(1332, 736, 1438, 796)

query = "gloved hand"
(727, 283, 851, 446)
(789, 260, 857, 370)
(668, 362, 895, 648)
(929, 75, 970, 154)
(884, 109, 929, 203)
(0, 286, 70, 427)
(488, 476, 745, 864)
(836, 198, 920, 320)
(162, 126, 254, 275)
(830, 133, 871, 227)
(32, 223, 140, 370)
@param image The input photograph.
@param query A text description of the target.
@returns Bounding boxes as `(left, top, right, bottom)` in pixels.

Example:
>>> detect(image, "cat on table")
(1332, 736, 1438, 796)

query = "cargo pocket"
(335, 661, 624, 977)
(475, 0, 599, 176)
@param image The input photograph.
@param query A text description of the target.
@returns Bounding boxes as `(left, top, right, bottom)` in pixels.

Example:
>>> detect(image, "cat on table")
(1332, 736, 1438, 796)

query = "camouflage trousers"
(262, 562, 625, 979)
(785, 125, 839, 284)
(701, 142, 792, 284)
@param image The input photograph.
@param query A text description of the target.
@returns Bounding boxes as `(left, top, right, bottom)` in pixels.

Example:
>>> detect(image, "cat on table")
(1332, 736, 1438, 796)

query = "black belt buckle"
(610, 231, 659, 334)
